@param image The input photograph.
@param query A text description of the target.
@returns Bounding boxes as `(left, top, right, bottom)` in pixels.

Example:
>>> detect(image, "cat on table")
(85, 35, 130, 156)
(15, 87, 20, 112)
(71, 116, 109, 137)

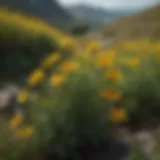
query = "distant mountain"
(0, 0, 74, 28)
(103, 5, 160, 39)
(67, 5, 138, 28)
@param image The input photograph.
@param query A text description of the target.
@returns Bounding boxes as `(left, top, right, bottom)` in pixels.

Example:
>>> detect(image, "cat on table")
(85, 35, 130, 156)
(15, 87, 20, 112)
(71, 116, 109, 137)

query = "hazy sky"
(58, 0, 159, 9)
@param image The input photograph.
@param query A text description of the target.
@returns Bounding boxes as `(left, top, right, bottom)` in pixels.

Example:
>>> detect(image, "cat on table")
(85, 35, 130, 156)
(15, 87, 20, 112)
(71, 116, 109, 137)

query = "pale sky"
(58, 0, 159, 9)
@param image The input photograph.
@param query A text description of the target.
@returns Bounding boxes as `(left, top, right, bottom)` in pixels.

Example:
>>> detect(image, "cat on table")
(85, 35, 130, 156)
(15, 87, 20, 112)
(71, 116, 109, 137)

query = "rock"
(105, 140, 130, 160)
(111, 127, 133, 144)
(76, 139, 130, 160)
(134, 131, 157, 159)
(0, 84, 20, 116)
(111, 127, 159, 160)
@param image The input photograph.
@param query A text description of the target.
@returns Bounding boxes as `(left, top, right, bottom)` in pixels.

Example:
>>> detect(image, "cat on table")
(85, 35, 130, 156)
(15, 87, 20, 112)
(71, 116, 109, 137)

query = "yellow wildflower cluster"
(28, 68, 45, 87)
(120, 41, 138, 50)
(50, 73, 65, 86)
(60, 36, 76, 51)
(10, 113, 34, 141)
(101, 88, 121, 101)
(59, 61, 79, 73)
(105, 68, 122, 82)
(10, 113, 23, 129)
(13, 15, 160, 131)
(17, 89, 29, 104)
(97, 50, 116, 67)
(85, 40, 101, 55)
(119, 57, 140, 67)
(41, 53, 60, 69)
(14, 127, 34, 141)
(96, 38, 160, 123)
(109, 107, 127, 123)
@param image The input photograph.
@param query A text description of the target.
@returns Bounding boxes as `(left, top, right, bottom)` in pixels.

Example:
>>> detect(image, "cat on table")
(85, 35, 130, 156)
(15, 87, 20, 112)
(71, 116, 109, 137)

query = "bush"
(113, 39, 160, 128)
(9, 50, 128, 159)
(0, 116, 37, 160)
(76, 38, 160, 128)
(24, 59, 112, 159)
(69, 23, 90, 36)
(2, 29, 160, 159)
(17, 38, 160, 159)
(0, 8, 62, 80)
(103, 28, 117, 38)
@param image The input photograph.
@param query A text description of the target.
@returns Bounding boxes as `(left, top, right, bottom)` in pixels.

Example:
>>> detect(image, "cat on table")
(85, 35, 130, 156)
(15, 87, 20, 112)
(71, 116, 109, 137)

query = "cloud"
(58, 0, 158, 9)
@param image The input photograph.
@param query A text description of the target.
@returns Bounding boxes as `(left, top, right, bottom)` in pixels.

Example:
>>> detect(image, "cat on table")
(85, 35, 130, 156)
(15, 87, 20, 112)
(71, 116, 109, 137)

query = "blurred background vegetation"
(0, 0, 160, 160)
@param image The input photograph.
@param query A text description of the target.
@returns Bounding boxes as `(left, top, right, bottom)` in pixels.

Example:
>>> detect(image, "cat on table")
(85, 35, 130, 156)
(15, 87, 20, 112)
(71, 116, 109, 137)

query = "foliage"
(19, 56, 119, 159)
(125, 148, 149, 160)
(3, 45, 128, 159)
(0, 116, 37, 160)
(0, 0, 73, 29)
(69, 22, 90, 36)
(1, 7, 160, 159)
(0, 8, 66, 80)
(4, 37, 160, 159)
(103, 6, 160, 39)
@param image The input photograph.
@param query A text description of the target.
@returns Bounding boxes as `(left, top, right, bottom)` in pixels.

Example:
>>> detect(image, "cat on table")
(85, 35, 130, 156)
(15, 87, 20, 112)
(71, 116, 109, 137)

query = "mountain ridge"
(67, 4, 138, 28)
(0, 0, 74, 28)
(103, 5, 160, 39)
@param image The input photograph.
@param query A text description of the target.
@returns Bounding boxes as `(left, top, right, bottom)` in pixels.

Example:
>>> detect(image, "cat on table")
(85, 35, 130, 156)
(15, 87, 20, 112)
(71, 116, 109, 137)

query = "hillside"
(0, 0, 74, 28)
(67, 5, 138, 28)
(0, 9, 62, 80)
(104, 5, 160, 39)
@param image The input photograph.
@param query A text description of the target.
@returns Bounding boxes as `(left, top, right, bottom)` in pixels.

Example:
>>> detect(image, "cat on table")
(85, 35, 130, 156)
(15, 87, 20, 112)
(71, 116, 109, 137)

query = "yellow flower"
(129, 58, 140, 67)
(122, 41, 137, 50)
(105, 68, 122, 82)
(60, 37, 75, 51)
(10, 113, 23, 129)
(15, 127, 34, 141)
(60, 61, 79, 72)
(28, 68, 45, 87)
(120, 57, 140, 67)
(41, 53, 60, 69)
(101, 88, 121, 101)
(97, 51, 115, 67)
(154, 44, 160, 53)
(85, 41, 101, 54)
(17, 89, 29, 104)
(109, 108, 127, 123)
(50, 73, 65, 86)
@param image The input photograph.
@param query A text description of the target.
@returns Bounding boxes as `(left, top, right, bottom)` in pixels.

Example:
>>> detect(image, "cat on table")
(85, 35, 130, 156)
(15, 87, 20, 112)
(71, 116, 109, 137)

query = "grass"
(103, 6, 160, 40)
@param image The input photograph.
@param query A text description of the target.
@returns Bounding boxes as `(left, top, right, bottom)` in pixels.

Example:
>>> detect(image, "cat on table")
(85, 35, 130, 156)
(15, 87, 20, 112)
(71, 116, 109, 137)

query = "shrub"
(11, 49, 128, 159)
(24, 59, 112, 159)
(69, 23, 90, 36)
(0, 116, 37, 160)
(77, 38, 160, 128)
(112, 39, 160, 128)
(103, 28, 117, 38)
(2, 26, 160, 159)
(0, 8, 63, 80)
